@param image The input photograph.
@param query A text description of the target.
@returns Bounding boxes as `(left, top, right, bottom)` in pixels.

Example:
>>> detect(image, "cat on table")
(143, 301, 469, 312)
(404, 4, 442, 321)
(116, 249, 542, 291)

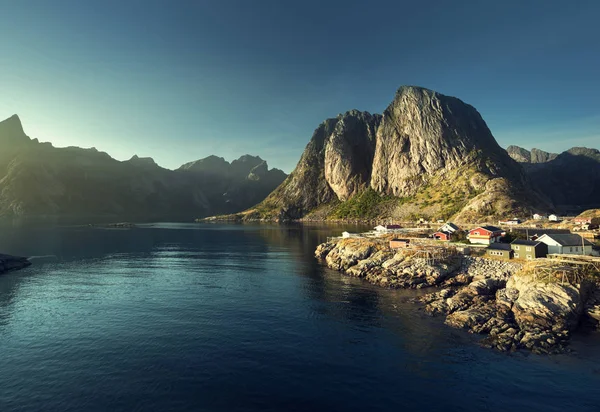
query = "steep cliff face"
(370, 86, 519, 196)
(246, 86, 543, 222)
(0, 115, 286, 221)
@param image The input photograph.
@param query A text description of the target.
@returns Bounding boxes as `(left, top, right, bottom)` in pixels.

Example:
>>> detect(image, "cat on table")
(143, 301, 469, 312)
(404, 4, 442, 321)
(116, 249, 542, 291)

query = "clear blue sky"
(1, 0, 598, 172)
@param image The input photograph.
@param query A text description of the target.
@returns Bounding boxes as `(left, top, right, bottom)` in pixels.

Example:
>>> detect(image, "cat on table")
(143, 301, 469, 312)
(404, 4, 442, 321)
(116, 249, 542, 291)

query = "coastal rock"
(584, 288, 600, 326)
(315, 237, 598, 354)
(324, 239, 378, 270)
(506, 274, 589, 333)
(0, 254, 31, 274)
(445, 304, 497, 331)
(315, 242, 336, 259)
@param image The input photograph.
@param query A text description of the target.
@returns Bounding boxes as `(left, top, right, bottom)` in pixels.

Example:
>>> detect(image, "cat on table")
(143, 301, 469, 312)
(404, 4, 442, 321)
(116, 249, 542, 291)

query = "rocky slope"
(316, 236, 599, 354)
(507, 145, 600, 210)
(0, 115, 286, 221)
(240, 86, 545, 223)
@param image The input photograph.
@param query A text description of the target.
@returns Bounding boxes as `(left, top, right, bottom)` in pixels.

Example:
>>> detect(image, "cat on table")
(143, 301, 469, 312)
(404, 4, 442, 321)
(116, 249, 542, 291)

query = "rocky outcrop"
(0, 253, 31, 274)
(506, 146, 558, 164)
(316, 236, 599, 354)
(0, 115, 286, 221)
(247, 86, 543, 223)
(426, 271, 595, 354)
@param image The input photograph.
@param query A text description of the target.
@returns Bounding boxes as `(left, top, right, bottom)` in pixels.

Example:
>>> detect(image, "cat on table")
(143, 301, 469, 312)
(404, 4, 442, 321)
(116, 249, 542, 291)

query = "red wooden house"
(468, 226, 504, 245)
(433, 231, 451, 241)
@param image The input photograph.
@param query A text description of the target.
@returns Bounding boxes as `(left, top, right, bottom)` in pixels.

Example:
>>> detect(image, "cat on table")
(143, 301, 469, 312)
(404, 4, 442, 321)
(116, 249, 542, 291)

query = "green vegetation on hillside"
(328, 188, 400, 219)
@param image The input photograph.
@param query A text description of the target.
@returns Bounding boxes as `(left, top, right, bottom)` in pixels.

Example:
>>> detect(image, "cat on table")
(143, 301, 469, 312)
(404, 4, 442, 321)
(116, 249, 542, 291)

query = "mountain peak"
(507, 146, 559, 164)
(127, 154, 158, 167)
(0, 114, 28, 141)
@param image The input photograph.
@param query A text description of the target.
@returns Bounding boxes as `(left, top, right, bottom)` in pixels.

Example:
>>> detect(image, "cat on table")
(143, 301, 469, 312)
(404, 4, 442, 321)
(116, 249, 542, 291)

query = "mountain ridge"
(232, 86, 549, 223)
(507, 145, 600, 211)
(0, 115, 286, 221)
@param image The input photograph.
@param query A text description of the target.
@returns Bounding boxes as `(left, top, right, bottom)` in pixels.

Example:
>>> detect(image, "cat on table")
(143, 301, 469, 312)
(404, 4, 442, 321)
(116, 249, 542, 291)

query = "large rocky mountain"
(0, 115, 286, 221)
(507, 145, 600, 211)
(239, 86, 547, 223)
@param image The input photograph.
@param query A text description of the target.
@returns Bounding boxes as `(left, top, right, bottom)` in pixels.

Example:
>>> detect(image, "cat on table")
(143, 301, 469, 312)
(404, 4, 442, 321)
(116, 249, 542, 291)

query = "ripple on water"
(0, 223, 599, 412)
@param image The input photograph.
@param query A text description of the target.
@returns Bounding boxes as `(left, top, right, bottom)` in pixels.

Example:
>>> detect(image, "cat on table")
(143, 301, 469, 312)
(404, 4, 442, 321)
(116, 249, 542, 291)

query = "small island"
(0, 254, 31, 275)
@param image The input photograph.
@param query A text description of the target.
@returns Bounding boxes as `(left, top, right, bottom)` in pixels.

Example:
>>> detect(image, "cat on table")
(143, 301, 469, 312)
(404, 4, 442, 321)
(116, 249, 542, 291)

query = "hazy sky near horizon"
(1, 0, 599, 172)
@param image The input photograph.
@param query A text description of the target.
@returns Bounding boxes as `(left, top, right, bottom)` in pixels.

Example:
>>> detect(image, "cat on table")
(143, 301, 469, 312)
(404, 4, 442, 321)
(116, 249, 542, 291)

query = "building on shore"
(432, 231, 452, 241)
(535, 234, 594, 255)
(389, 239, 411, 249)
(533, 214, 546, 220)
(468, 226, 504, 245)
(375, 224, 402, 234)
(549, 214, 559, 222)
(510, 239, 548, 259)
(439, 222, 460, 234)
(573, 217, 600, 226)
(485, 243, 513, 259)
(498, 218, 521, 226)
(432, 222, 461, 241)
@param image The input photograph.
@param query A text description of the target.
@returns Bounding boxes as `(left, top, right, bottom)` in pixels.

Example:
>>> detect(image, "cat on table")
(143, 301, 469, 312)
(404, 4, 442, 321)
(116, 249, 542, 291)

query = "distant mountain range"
(507, 145, 600, 211)
(4, 87, 599, 225)
(0, 115, 286, 221)
(223, 86, 599, 223)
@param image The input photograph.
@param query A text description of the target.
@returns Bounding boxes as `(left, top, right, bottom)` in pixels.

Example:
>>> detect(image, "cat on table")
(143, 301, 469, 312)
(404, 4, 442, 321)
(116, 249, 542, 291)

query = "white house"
(533, 214, 546, 220)
(499, 218, 521, 226)
(439, 222, 460, 234)
(374, 224, 402, 233)
(549, 214, 559, 222)
(535, 234, 593, 255)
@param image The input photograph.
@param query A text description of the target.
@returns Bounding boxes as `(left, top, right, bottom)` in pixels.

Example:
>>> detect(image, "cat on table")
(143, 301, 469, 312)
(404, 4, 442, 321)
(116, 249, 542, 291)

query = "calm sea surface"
(0, 223, 599, 412)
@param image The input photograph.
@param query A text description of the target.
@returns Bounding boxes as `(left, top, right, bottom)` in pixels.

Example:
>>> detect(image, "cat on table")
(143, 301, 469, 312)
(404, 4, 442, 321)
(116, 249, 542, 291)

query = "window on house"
(514, 246, 520, 250)
(526, 247, 531, 251)
(527, 255, 532, 259)
(515, 253, 519, 258)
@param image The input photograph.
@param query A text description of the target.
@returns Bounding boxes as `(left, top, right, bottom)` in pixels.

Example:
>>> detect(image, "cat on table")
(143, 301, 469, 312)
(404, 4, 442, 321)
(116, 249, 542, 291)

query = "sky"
(0, 0, 598, 172)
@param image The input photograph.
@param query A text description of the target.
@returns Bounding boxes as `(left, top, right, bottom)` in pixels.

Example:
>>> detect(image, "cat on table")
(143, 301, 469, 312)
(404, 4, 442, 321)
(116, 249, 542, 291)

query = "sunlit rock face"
(257, 85, 543, 222)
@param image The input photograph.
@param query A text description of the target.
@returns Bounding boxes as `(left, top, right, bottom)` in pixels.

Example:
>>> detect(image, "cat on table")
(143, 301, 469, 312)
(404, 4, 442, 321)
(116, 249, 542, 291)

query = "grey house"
(485, 243, 514, 259)
(510, 239, 548, 259)
(535, 234, 594, 255)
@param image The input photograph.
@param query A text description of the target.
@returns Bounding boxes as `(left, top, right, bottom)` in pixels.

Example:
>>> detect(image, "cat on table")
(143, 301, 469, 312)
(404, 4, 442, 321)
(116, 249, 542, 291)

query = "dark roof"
(541, 234, 594, 246)
(481, 225, 502, 232)
(487, 243, 512, 251)
(511, 239, 540, 246)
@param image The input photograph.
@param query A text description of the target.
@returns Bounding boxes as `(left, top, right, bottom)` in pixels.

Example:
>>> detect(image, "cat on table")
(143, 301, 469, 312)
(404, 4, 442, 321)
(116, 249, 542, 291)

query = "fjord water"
(0, 223, 599, 412)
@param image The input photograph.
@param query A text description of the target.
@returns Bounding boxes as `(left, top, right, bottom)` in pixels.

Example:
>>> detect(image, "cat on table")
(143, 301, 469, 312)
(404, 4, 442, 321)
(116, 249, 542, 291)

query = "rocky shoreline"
(315, 237, 600, 354)
(0, 254, 31, 275)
